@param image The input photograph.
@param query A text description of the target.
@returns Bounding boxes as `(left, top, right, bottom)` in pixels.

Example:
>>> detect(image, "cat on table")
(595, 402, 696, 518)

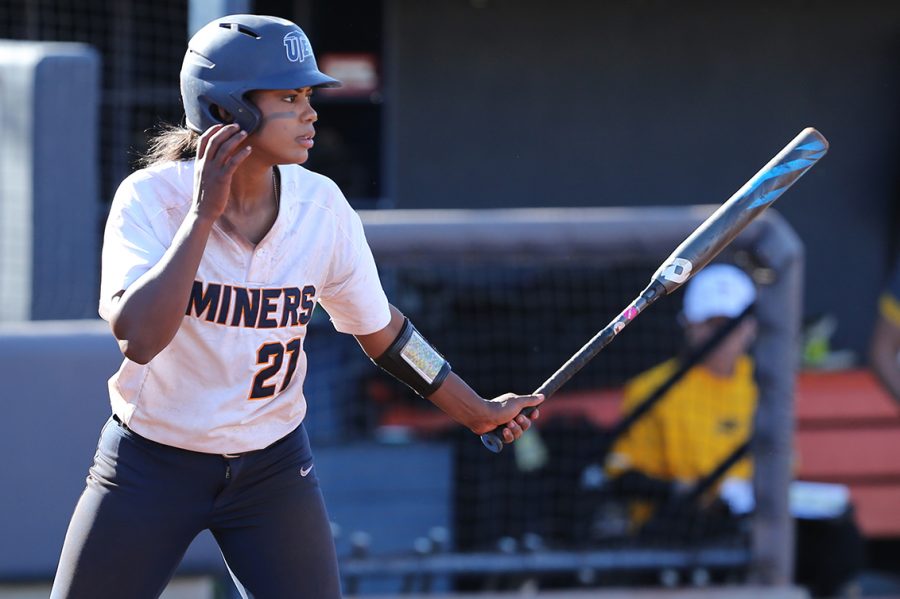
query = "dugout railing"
(350, 205, 803, 590)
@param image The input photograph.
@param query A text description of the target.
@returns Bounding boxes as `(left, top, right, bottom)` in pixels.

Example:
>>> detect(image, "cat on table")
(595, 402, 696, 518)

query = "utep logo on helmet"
(283, 31, 312, 63)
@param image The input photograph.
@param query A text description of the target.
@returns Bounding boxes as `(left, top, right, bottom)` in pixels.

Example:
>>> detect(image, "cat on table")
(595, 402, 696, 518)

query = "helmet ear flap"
(226, 92, 261, 133)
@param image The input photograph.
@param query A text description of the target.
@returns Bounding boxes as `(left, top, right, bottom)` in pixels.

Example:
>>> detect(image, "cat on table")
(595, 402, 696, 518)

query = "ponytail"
(140, 123, 200, 166)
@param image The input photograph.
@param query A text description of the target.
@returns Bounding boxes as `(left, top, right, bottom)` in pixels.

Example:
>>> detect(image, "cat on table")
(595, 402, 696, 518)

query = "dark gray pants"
(50, 416, 341, 599)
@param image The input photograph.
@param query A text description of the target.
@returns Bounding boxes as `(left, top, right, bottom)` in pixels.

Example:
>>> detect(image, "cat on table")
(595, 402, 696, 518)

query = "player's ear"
(211, 104, 235, 125)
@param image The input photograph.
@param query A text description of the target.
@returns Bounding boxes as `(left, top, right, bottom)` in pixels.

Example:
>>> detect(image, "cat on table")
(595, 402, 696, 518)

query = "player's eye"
(283, 94, 298, 103)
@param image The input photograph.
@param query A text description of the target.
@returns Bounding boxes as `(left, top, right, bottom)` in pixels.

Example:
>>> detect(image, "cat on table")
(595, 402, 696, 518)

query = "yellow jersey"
(606, 355, 757, 484)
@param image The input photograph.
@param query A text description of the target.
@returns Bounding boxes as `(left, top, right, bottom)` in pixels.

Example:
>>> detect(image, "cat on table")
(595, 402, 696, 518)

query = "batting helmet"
(180, 14, 340, 134)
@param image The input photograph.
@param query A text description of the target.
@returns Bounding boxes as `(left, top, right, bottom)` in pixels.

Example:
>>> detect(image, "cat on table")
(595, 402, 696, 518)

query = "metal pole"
(748, 212, 804, 585)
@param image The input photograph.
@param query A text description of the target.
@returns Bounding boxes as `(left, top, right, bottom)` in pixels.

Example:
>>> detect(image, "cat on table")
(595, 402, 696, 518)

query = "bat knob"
(480, 432, 504, 453)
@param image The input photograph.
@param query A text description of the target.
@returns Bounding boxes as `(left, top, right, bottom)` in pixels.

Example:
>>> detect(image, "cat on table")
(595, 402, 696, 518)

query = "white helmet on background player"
(682, 263, 756, 324)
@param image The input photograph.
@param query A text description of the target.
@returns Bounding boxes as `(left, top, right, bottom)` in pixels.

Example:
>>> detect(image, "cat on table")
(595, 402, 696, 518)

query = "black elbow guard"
(373, 317, 451, 397)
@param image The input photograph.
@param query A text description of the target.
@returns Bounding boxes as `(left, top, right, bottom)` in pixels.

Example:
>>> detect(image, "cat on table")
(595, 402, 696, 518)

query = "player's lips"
(297, 133, 315, 149)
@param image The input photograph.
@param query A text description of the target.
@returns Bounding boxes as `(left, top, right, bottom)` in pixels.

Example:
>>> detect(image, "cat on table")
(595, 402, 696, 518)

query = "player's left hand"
(483, 393, 544, 443)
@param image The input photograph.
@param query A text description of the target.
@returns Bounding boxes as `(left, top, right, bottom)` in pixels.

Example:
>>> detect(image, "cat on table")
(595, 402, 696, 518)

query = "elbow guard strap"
(373, 318, 451, 397)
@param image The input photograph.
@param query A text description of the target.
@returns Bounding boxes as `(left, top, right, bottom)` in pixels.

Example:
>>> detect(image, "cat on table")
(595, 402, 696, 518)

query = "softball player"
(50, 15, 542, 599)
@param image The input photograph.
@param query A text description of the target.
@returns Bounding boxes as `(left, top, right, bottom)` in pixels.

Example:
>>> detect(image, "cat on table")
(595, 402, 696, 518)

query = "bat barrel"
(480, 127, 829, 454)
(651, 127, 828, 294)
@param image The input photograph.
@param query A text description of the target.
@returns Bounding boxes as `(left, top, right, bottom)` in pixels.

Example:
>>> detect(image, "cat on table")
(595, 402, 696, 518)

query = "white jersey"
(99, 160, 391, 454)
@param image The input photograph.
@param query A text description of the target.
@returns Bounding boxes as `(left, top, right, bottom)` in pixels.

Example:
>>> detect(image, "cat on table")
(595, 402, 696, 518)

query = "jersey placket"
(246, 244, 275, 286)
(245, 182, 284, 285)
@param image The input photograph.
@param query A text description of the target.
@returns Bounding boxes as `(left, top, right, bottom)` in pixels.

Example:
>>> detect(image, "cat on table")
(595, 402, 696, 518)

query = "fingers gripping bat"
(481, 127, 829, 453)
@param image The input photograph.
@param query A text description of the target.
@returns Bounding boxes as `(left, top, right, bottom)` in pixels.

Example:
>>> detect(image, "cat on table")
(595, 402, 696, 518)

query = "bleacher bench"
(793, 369, 900, 538)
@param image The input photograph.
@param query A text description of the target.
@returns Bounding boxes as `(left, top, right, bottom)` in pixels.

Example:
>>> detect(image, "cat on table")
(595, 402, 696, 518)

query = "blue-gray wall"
(0, 42, 100, 321)
(387, 1, 900, 356)
(0, 321, 452, 593)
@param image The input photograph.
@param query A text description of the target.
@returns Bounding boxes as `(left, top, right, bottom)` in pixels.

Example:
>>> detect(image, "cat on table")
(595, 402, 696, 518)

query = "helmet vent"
(218, 22, 261, 39)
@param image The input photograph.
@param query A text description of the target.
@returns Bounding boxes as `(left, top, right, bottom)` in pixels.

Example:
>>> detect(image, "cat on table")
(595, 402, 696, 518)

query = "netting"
(0, 0, 189, 203)
(0, 0, 382, 206)
(326, 208, 803, 591)
(0, 0, 186, 322)
(337, 258, 751, 589)
(305, 258, 681, 435)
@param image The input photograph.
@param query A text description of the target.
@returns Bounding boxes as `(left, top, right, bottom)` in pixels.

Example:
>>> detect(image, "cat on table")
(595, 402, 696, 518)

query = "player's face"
(686, 316, 757, 358)
(247, 88, 317, 164)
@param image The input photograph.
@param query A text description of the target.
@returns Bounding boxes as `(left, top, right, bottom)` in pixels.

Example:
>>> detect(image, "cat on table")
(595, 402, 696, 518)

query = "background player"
(50, 14, 542, 599)
(869, 256, 900, 402)
(602, 263, 758, 540)
(599, 263, 863, 596)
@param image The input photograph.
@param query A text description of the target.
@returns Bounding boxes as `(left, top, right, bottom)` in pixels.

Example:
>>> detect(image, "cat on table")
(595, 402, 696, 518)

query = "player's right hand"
(192, 123, 253, 221)
(482, 392, 544, 444)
